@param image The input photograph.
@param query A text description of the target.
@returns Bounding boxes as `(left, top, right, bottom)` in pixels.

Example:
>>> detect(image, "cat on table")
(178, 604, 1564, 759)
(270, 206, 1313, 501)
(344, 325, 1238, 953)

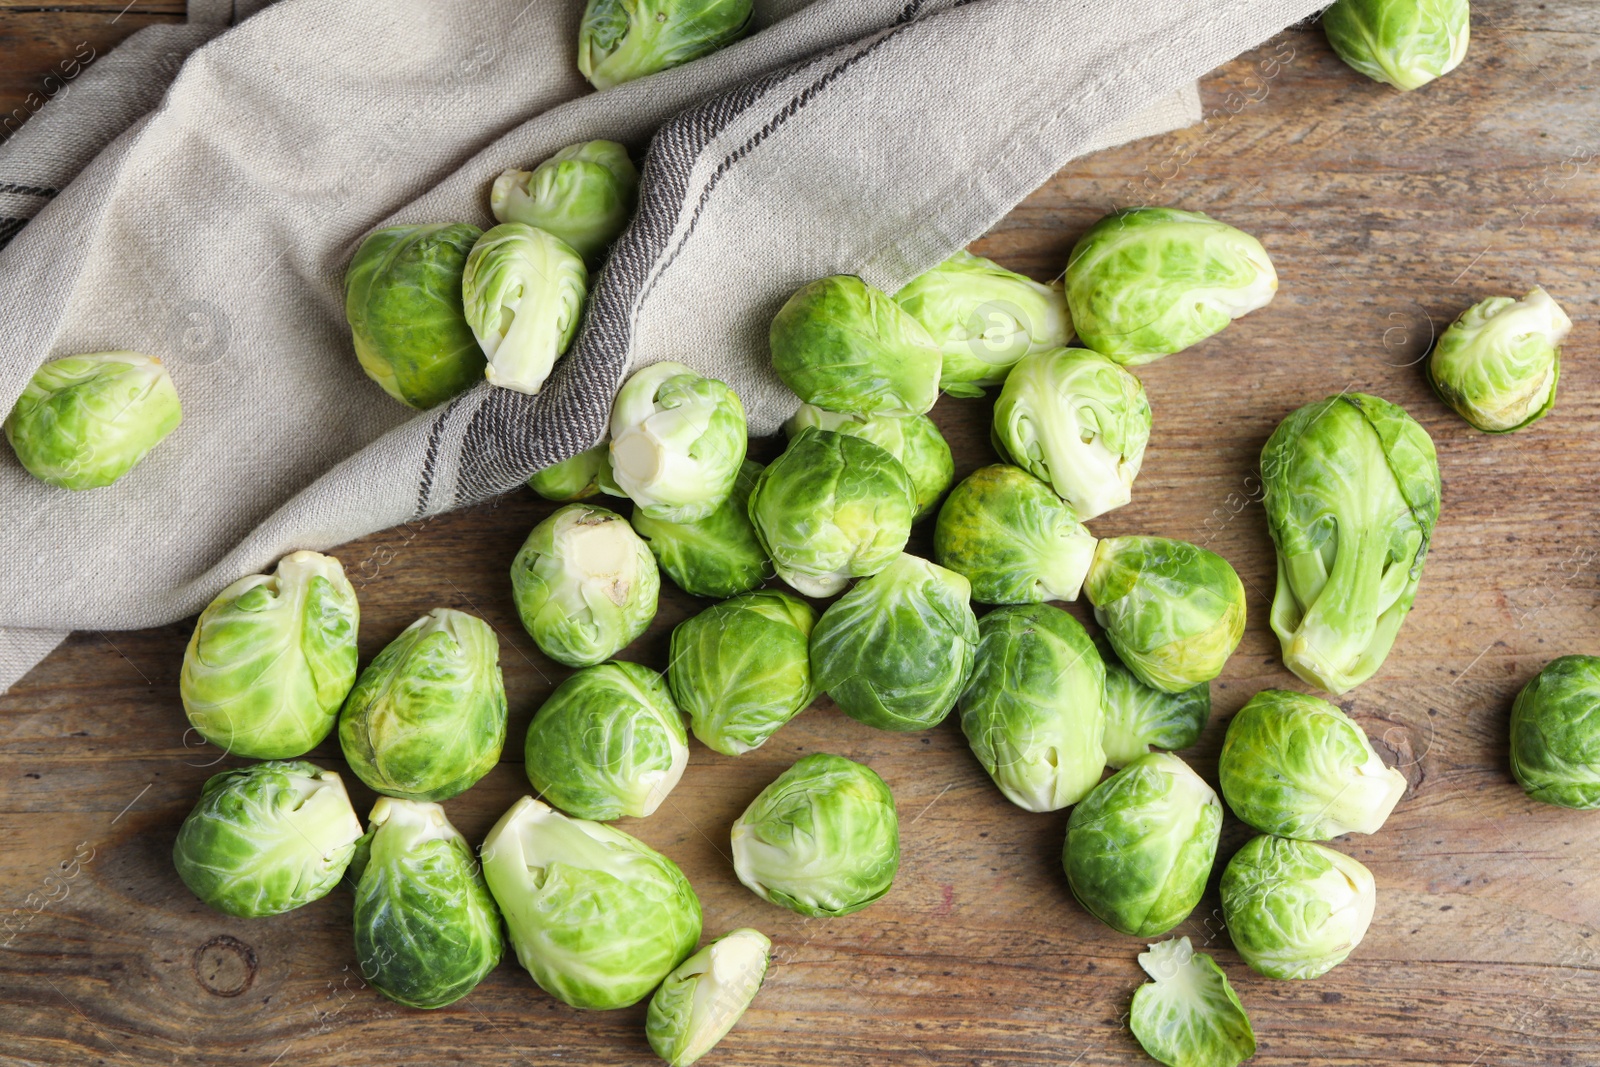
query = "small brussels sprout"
(345, 223, 484, 409)
(1101, 650, 1210, 768)
(1130, 937, 1256, 1067)
(1509, 655, 1600, 809)
(1063, 752, 1222, 937)
(1066, 208, 1277, 365)
(1427, 287, 1571, 433)
(668, 591, 815, 756)
(4, 351, 181, 490)
(490, 140, 639, 265)
(747, 427, 915, 598)
(511, 503, 659, 667)
(784, 404, 953, 521)
(933, 464, 1097, 604)
(609, 362, 748, 522)
(529, 442, 611, 501)
(1263, 393, 1441, 694)
(578, 0, 754, 91)
(1218, 689, 1407, 840)
(647, 928, 771, 1067)
(958, 604, 1106, 812)
(180, 551, 360, 760)
(1220, 835, 1377, 980)
(991, 347, 1151, 520)
(462, 222, 589, 395)
(524, 661, 688, 820)
(731, 753, 899, 917)
(770, 275, 943, 416)
(633, 459, 771, 598)
(481, 796, 702, 1009)
(172, 760, 362, 918)
(1322, 0, 1470, 91)
(350, 798, 503, 1009)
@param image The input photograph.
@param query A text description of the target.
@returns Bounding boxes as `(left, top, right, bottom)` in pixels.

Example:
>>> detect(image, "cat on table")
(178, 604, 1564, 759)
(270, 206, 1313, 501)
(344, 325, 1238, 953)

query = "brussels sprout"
(180, 551, 360, 760)
(784, 404, 953, 521)
(811, 554, 978, 733)
(4, 351, 182, 490)
(510, 503, 659, 667)
(1322, 0, 1470, 91)
(731, 753, 899, 917)
(1427, 287, 1570, 433)
(1220, 835, 1377, 980)
(747, 427, 915, 597)
(1263, 393, 1440, 694)
(991, 347, 1152, 520)
(1066, 208, 1277, 365)
(1509, 655, 1600, 809)
(481, 796, 701, 1009)
(1063, 752, 1222, 937)
(350, 798, 503, 1009)
(1218, 689, 1407, 840)
(490, 140, 639, 265)
(958, 604, 1106, 812)
(633, 459, 771, 598)
(933, 464, 1097, 605)
(668, 591, 815, 755)
(462, 222, 589, 395)
(172, 760, 362, 918)
(609, 362, 748, 522)
(1101, 651, 1210, 768)
(1130, 937, 1256, 1067)
(647, 928, 771, 1067)
(769, 275, 943, 416)
(529, 442, 611, 501)
(345, 223, 484, 409)
(578, 0, 754, 91)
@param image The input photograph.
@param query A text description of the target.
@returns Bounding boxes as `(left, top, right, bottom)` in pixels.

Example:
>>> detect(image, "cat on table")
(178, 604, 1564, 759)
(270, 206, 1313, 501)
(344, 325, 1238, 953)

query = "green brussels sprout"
(1218, 689, 1407, 840)
(811, 554, 978, 732)
(481, 796, 701, 1009)
(462, 222, 589, 395)
(633, 459, 771, 598)
(609, 362, 748, 522)
(747, 427, 915, 597)
(524, 661, 688, 820)
(350, 798, 503, 1009)
(1220, 835, 1377, 980)
(1263, 393, 1441, 695)
(1084, 537, 1246, 694)
(578, 0, 754, 91)
(646, 927, 771, 1067)
(784, 404, 953, 521)
(172, 760, 362, 918)
(991, 347, 1151, 520)
(338, 608, 506, 802)
(1427, 287, 1571, 433)
(345, 223, 485, 409)
(933, 464, 1097, 605)
(1101, 650, 1210, 768)
(180, 550, 360, 760)
(731, 753, 899, 917)
(1322, 0, 1470, 91)
(893, 250, 1073, 398)
(4, 351, 182, 490)
(958, 604, 1106, 812)
(770, 275, 943, 416)
(490, 140, 639, 265)
(1130, 936, 1256, 1067)
(1063, 752, 1222, 937)
(1065, 208, 1277, 365)
(529, 442, 611, 501)
(667, 591, 815, 755)
(510, 503, 660, 668)
(1509, 655, 1600, 809)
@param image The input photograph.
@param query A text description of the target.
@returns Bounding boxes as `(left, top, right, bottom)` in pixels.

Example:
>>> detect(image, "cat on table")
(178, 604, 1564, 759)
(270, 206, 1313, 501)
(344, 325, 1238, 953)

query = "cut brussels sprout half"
(462, 222, 589, 395)
(1510, 655, 1600, 810)
(1322, 0, 1470, 91)
(1101, 650, 1210, 768)
(529, 442, 611, 501)
(1130, 936, 1256, 1067)
(490, 140, 639, 265)
(647, 927, 772, 1067)
(933, 464, 1097, 605)
(609, 361, 748, 523)
(578, 0, 755, 90)
(1221, 835, 1377, 980)
(633, 459, 771, 598)
(1428, 287, 1571, 433)
(784, 404, 953, 521)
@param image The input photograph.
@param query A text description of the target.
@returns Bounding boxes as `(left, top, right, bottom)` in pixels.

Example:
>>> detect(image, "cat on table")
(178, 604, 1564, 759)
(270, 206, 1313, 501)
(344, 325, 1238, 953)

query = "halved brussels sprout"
(784, 404, 953, 521)
(1130, 937, 1256, 1067)
(1322, 0, 1470, 91)
(1101, 650, 1210, 768)
(462, 222, 589, 395)
(609, 362, 748, 522)
(490, 140, 639, 265)
(1428, 287, 1571, 433)
(1510, 655, 1600, 809)
(578, 0, 754, 91)
(647, 927, 771, 1067)
(933, 464, 1097, 604)
(633, 459, 771, 598)
(1220, 835, 1376, 980)
(529, 442, 611, 501)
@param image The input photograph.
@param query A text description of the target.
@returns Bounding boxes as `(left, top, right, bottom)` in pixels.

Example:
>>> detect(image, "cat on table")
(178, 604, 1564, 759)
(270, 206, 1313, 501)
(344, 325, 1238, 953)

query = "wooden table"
(3, 4, 1597, 1065)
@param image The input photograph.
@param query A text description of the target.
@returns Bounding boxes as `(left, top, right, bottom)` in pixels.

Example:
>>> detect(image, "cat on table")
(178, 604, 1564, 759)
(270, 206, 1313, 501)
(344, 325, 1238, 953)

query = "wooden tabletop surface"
(3, 3, 1598, 1065)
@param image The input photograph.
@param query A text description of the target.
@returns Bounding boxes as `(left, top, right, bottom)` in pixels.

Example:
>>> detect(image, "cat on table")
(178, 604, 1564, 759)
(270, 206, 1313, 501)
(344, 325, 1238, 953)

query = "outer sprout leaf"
(1130, 936, 1256, 1067)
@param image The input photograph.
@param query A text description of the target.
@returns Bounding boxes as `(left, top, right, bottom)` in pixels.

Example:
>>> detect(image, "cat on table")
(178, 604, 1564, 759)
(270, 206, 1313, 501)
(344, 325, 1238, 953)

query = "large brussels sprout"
(1130, 937, 1256, 1067)
(338, 608, 506, 802)
(510, 503, 659, 667)
(172, 761, 362, 918)
(578, 0, 754, 91)
(490, 140, 639, 265)
(1218, 689, 1407, 840)
(180, 551, 360, 760)
(462, 222, 589, 395)
(1063, 752, 1222, 937)
(647, 927, 771, 1067)
(731, 753, 899, 917)
(1065, 208, 1277, 365)
(1220, 835, 1377, 980)
(1428, 287, 1571, 434)
(633, 459, 771, 598)
(991, 347, 1151, 520)
(481, 796, 701, 1009)
(1101, 650, 1210, 768)
(934, 464, 1097, 605)
(350, 798, 502, 1009)
(1262, 393, 1440, 694)
(747, 427, 915, 597)
(810, 554, 978, 733)
(345, 223, 484, 409)
(609, 362, 748, 523)
(529, 442, 610, 501)
(958, 604, 1106, 812)
(668, 591, 815, 756)
(770, 275, 943, 416)
(784, 404, 953, 521)
(1509, 655, 1600, 809)
(1322, 0, 1470, 91)
(4, 351, 181, 490)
